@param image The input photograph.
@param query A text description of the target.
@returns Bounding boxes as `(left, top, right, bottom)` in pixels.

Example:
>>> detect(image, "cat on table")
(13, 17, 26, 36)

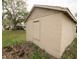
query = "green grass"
(32, 50, 41, 59)
(2, 30, 26, 47)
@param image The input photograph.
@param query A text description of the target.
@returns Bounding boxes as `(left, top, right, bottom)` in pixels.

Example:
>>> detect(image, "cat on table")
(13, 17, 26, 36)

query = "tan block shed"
(26, 5, 76, 58)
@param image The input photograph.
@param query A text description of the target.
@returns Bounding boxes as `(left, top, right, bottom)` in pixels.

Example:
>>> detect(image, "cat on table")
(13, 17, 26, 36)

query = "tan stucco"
(26, 5, 76, 58)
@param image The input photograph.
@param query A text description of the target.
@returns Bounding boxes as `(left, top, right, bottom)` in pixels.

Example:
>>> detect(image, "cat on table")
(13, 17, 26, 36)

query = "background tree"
(2, 0, 28, 30)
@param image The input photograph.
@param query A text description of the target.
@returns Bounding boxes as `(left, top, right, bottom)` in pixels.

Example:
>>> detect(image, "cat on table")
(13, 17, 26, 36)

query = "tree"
(2, 0, 28, 30)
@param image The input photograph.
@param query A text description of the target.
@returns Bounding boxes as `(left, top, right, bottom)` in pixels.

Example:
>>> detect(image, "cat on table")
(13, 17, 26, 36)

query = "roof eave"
(25, 5, 77, 23)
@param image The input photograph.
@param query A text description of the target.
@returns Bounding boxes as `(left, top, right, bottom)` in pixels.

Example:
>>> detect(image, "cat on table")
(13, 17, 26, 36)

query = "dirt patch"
(3, 41, 57, 59)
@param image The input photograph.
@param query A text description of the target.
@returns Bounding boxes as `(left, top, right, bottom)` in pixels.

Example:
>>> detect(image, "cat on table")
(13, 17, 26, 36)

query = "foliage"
(32, 50, 41, 59)
(2, 0, 28, 30)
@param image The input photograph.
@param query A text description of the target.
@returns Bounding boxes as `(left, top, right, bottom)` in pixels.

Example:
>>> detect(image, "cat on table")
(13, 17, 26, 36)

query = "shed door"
(33, 19, 40, 41)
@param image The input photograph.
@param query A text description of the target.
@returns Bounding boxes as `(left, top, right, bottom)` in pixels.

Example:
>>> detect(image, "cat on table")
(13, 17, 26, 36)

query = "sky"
(26, 0, 76, 16)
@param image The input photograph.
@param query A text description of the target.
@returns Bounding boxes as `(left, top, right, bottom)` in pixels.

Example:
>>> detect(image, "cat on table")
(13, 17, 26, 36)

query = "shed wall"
(27, 13, 62, 58)
(26, 8, 76, 58)
(27, 7, 60, 21)
(60, 13, 76, 55)
(40, 13, 62, 58)
(26, 20, 34, 41)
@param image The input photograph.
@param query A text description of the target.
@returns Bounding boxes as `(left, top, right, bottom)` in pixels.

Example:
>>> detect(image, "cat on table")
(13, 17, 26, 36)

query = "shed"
(26, 5, 76, 58)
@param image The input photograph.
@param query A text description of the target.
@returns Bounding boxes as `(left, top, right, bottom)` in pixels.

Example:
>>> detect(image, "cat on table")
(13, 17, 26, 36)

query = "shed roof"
(26, 5, 77, 23)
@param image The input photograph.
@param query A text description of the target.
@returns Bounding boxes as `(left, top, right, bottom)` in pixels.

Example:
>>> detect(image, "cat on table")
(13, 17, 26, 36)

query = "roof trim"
(25, 5, 77, 23)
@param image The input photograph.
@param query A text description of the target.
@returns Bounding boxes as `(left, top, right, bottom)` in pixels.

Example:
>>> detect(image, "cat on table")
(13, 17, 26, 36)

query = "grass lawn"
(2, 30, 26, 47)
